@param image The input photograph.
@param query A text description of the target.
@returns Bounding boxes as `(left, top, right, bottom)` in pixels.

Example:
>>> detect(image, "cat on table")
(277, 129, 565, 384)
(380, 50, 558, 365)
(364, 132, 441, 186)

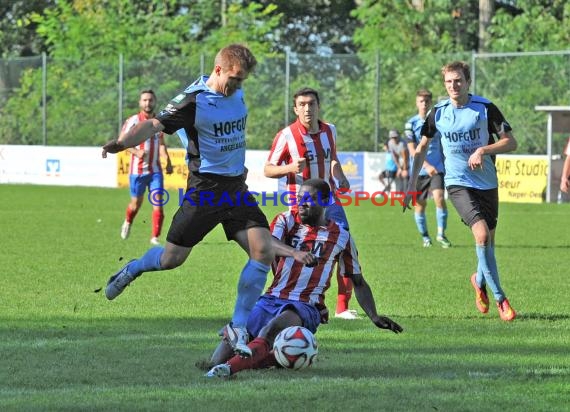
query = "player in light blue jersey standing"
(101, 44, 277, 356)
(405, 89, 450, 248)
(404, 61, 517, 321)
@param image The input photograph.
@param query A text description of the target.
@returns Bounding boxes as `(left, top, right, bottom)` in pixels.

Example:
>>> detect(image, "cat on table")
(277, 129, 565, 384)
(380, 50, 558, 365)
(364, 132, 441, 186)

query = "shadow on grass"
(2, 315, 569, 388)
(496, 244, 570, 249)
(518, 312, 570, 321)
(381, 243, 570, 249)
(0, 316, 232, 389)
(385, 312, 570, 321)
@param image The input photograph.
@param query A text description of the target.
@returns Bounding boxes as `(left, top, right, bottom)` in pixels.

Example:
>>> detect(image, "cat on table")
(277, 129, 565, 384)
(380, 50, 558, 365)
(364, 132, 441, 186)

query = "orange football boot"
(497, 298, 516, 321)
(470, 273, 489, 314)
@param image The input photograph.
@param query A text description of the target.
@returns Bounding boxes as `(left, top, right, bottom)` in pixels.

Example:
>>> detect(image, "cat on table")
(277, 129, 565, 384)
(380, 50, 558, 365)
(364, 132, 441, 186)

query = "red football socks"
(227, 337, 277, 374)
(336, 272, 353, 313)
(125, 206, 138, 224)
(152, 209, 164, 237)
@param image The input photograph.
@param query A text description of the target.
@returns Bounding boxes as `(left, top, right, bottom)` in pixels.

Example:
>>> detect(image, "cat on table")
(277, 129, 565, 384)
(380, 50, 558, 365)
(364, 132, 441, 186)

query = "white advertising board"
(0, 145, 116, 187)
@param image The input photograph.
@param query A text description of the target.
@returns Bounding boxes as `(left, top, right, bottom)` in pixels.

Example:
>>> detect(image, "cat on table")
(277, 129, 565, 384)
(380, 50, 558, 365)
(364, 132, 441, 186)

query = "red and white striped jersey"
(267, 210, 361, 306)
(267, 119, 338, 204)
(122, 112, 165, 175)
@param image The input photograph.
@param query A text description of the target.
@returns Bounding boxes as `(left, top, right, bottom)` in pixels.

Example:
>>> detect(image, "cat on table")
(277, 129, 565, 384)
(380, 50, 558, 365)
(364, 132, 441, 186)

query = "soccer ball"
(273, 326, 318, 370)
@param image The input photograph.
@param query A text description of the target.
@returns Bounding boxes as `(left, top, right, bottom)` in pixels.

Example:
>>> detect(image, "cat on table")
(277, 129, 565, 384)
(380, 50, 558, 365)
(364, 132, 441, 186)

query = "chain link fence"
(1, 51, 569, 154)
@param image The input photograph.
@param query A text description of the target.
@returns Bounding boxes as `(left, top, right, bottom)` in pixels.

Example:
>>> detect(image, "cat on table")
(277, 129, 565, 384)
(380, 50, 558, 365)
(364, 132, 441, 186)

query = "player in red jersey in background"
(120, 89, 173, 245)
(205, 179, 403, 378)
(264, 87, 358, 320)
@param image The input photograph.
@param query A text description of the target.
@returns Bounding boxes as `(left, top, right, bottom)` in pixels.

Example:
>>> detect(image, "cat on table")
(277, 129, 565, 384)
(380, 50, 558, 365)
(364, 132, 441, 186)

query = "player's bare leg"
(229, 227, 274, 357)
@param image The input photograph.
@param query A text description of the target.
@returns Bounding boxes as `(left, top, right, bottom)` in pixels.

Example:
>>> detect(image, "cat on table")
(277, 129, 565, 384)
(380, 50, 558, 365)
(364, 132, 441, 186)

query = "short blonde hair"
(215, 44, 257, 72)
(441, 61, 471, 82)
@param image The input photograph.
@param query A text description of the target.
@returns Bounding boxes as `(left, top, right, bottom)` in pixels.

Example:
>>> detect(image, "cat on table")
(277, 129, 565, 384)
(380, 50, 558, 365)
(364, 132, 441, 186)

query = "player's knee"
(264, 314, 300, 342)
(160, 254, 185, 270)
(251, 242, 274, 264)
(473, 230, 490, 246)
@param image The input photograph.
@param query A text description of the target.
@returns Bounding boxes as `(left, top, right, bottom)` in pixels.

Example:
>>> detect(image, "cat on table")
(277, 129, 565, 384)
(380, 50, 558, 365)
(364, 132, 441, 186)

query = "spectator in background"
(378, 141, 397, 192)
(120, 89, 173, 245)
(387, 129, 409, 192)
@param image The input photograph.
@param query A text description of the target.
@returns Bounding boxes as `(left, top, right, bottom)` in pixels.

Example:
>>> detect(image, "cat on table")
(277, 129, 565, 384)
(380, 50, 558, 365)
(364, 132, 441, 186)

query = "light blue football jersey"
(405, 113, 445, 176)
(157, 75, 248, 176)
(420, 94, 512, 190)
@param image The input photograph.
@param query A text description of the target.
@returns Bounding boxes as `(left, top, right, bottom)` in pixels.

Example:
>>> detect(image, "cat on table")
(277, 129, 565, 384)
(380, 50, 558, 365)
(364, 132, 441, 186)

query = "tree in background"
(351, 0, 570, 153)
(490, 0, 570, 51)
(352, 0, 479, 54)
(0, 0, 54, 57)
(0, 0, 280, 146)
(248, 0, 359, 54)
(1, 0, 570, 153)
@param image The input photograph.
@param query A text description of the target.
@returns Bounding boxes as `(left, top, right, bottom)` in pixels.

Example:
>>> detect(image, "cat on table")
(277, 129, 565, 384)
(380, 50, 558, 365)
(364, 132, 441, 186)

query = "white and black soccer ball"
(273, 326, 318, 370)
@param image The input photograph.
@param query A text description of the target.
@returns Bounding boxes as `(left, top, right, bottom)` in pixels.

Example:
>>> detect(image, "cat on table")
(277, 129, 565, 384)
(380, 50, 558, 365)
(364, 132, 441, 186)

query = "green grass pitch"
(0, 184, 569, 411)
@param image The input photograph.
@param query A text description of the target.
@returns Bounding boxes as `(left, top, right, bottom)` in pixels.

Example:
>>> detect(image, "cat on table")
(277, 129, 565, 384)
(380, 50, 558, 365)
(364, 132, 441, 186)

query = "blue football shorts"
(246, 295, 321, 338)
(129, 173, 163, 198)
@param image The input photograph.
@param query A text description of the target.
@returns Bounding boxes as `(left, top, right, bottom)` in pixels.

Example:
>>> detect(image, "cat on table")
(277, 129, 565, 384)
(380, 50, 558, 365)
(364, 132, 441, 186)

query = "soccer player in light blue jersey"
(102, 44, 275, 356)
(405, 89, 450, 248)
(404, 61, 517, 321)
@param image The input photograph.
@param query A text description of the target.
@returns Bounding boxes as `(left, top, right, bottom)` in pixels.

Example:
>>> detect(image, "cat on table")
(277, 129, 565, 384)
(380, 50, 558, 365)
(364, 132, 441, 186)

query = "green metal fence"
(1, 50, 569, 154)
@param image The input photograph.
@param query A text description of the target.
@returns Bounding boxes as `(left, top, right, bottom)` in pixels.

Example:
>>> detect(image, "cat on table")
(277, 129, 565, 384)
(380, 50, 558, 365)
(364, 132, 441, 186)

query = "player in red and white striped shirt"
(265, 87, 356, 320)
(120, 89, 173, 245)
(266, 204, 359, 308)
(205, 179, 403, 378)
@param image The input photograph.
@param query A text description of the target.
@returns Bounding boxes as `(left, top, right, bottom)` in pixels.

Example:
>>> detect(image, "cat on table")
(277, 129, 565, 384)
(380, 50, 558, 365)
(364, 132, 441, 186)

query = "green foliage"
(1, 184, 569, 411)
(250, 0, 359, 53)
(0, 0, 53, 57)
(0, 0, 281, 146)
(490, 0, 570, 51)
(203, 2, 281, 57)
(2, 1, 570, 152)
(352, 0, 479, 54)
(473, 54, 570, 154)
(351, 1, 570, 154)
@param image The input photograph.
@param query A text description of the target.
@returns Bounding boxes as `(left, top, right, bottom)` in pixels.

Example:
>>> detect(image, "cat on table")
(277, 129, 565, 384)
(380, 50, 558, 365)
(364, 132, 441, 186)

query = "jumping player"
(102, 44, 275, 357)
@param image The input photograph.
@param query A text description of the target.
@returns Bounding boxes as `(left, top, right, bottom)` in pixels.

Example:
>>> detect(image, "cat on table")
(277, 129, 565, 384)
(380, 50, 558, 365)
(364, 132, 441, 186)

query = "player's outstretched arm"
(102, 118, 165, 158)
(350, 273, 403, 334)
